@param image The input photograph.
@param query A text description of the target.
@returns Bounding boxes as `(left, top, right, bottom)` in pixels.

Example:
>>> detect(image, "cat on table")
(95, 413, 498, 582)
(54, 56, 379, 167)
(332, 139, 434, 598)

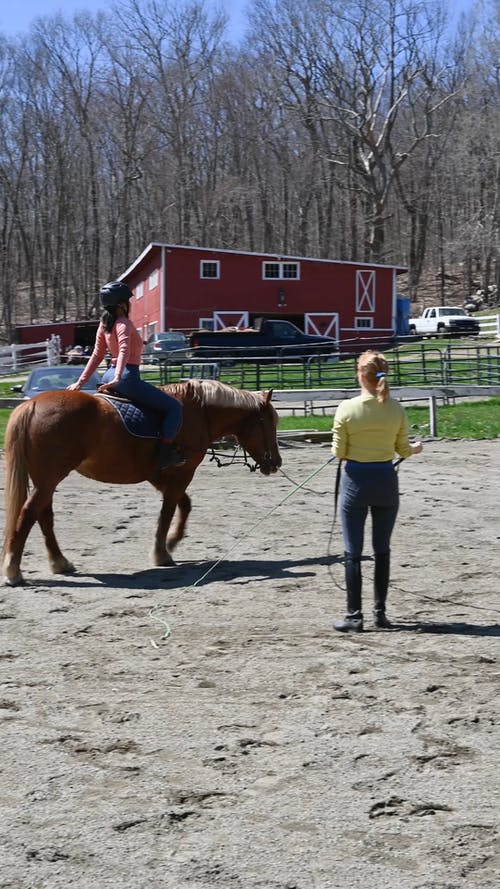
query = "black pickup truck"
(188, 318, 337, 359)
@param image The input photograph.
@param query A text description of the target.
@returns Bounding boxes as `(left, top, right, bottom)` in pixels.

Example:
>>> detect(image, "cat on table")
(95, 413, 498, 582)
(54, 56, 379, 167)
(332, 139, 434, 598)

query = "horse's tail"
(3, 401, 34, 551)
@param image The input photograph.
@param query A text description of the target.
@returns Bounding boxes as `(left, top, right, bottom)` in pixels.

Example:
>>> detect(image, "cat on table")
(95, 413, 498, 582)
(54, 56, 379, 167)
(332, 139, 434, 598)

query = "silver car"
(142, 331, 189, 364)
(12, 365, 101, 399)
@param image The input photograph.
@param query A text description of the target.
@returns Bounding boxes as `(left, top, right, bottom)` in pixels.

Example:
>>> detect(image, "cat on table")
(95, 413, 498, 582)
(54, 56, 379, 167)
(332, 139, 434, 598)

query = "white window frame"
(148, 269, 158, 289)
(200, 260, 220, 280)
(355, 317, 374, 329)
(135, 281, 144, 299)
(262, 261, 300, 280)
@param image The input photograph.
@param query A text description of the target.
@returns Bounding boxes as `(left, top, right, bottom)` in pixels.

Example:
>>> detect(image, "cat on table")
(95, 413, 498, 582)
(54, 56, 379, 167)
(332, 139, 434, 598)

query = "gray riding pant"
(340, 460, 399, 558)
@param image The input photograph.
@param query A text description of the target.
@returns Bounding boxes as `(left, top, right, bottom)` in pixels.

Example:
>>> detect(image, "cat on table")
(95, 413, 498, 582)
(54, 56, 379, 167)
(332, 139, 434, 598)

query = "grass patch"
(0, 409, 11, 446)
(0, 378, 25, 398)
(277, 398, 500, 440)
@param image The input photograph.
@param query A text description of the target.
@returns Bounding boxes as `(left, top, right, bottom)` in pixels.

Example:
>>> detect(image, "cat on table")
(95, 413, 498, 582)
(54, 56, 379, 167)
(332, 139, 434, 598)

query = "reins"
(207, 444, 256, 470)
(202, 403, 255, 470)
(204, 407, 274, 473)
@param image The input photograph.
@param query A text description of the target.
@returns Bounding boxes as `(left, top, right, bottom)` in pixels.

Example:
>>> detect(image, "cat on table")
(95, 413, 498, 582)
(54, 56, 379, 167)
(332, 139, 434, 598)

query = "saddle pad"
(98, 394, 161, 439)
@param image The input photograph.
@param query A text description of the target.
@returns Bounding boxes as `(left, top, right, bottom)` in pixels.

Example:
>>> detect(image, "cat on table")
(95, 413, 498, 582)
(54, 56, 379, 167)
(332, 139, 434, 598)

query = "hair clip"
(375, 372, 386, 378)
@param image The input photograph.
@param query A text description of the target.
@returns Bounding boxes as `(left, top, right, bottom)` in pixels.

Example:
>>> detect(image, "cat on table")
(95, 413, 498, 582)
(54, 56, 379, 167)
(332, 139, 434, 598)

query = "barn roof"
(120, 242, 407, 280)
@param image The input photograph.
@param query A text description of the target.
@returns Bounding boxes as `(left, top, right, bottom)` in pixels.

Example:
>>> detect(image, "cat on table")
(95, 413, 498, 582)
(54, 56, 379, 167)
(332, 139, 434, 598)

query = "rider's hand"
(98, 379, 119, 393)
(67, 382, 81, 391)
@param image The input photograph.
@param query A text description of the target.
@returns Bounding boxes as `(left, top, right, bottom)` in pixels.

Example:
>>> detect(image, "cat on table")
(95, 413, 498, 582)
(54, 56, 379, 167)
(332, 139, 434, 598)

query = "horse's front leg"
(38, 499, 76, 576)
(167, 492, 192, 554)
(151, 466, 197, 566)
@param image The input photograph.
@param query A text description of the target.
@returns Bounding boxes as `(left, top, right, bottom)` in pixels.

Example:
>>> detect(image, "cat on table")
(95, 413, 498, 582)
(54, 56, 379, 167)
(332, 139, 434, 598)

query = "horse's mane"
(165, 379, 264, 410)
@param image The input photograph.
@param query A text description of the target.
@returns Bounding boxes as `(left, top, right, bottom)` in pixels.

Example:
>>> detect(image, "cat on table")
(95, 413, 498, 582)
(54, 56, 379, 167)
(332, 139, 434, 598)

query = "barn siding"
(123, 243, 405, 343)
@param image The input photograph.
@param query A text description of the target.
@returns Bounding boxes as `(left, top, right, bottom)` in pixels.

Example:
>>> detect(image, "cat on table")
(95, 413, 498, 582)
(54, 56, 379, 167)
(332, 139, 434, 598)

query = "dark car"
(12, 365, 102, 399)
(142, 331, 189, 364)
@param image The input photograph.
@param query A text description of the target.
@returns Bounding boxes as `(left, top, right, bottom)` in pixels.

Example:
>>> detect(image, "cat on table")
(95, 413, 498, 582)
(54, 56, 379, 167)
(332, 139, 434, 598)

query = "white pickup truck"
(409, 306, 480, 338)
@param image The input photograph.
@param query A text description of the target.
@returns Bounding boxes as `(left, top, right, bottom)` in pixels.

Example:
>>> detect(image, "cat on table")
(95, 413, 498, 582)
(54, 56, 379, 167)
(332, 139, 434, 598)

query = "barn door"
(212, 311, 250, 330)
(305, 313, 339, 342)
(356, 270, 376, 311)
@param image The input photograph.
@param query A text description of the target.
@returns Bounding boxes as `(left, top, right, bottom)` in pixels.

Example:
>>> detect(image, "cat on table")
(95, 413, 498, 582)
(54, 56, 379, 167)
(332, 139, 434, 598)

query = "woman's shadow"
(381, 621, 500, 637)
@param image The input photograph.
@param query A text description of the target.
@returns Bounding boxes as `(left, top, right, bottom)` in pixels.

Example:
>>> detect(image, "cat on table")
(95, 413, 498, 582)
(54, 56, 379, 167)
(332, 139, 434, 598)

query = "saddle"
(97, 393, 161, 439)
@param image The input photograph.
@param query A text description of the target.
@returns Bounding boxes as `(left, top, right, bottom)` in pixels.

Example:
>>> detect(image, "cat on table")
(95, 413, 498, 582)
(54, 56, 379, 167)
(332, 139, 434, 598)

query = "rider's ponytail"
(101, 301, 129, 333)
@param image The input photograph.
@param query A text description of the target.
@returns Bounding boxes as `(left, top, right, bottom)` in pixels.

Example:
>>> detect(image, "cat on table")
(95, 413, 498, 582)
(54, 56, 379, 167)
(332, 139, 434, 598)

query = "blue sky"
(0, 0, 475, 43)
(0, 0, 248, 42)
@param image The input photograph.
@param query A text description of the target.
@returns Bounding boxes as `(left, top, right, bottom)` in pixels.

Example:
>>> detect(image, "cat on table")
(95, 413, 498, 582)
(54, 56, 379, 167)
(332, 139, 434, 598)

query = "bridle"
(252, 411, 277, 472)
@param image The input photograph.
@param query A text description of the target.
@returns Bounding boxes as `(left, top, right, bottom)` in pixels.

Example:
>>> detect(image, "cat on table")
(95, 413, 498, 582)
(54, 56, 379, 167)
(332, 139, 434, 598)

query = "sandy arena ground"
(0, 438, 499, 889)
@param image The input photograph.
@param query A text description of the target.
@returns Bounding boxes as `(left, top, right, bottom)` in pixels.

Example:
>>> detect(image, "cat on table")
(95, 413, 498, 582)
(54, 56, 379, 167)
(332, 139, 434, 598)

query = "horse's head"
(238, 389, 282, 475)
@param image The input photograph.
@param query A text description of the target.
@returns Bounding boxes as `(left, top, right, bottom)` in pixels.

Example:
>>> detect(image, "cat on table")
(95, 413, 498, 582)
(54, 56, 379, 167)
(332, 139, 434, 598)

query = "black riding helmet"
(100, 281, 133, 308)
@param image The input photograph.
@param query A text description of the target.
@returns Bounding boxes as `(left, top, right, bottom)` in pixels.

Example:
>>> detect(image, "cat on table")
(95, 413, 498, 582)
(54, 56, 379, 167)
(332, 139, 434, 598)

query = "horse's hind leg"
(152, 493, 178, 566)
(38, 499, 76, 576)
(3, 486, 56, 586)
(167, 493, 192, 554)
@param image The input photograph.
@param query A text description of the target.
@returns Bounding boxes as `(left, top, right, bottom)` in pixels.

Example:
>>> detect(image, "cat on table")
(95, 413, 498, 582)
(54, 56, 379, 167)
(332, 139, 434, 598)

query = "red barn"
(15, 320, 99, 350)
(121, 243, 406, 346)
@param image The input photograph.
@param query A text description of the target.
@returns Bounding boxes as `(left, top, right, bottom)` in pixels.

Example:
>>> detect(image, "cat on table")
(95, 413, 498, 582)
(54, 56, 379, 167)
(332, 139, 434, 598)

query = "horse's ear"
(263, 389, 273, 404)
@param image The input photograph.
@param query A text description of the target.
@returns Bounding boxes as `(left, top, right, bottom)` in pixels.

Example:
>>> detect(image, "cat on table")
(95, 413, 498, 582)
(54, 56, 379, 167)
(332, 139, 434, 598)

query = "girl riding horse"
(68, 281, 185, 469)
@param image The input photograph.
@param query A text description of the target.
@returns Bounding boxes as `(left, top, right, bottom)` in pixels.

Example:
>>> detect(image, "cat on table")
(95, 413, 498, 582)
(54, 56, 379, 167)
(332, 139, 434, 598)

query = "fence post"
(429, 395, 438, 436)
(46, 334, 61, 366)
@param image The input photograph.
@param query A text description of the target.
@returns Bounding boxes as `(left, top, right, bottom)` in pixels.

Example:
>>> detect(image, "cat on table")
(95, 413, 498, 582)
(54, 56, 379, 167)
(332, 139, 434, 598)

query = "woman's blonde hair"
(357, 350, 389, 403)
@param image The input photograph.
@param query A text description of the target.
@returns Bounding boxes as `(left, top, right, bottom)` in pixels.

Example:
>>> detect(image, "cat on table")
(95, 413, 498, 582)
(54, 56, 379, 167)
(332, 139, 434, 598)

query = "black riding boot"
(158, 440, 186, 469)
(373, 552, 392, 628)
(334, 553, 363, 633)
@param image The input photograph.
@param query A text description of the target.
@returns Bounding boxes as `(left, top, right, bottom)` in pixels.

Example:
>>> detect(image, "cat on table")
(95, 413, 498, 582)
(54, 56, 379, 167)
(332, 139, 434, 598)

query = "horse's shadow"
(94, 554, 332, 590)
(28, 555, 332, 592)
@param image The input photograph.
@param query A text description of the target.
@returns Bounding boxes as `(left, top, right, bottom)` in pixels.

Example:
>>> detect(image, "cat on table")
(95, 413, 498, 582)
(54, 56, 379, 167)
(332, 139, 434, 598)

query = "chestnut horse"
(2, 380, 281, 585)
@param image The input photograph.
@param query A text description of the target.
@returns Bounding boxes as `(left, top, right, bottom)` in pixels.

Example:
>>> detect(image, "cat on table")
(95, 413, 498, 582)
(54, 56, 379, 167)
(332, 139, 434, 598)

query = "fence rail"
(0, 335, 61, 373)
(271, 385, 500, 437)
(477, 314, 500, 338)
(158, 341, 500, 390)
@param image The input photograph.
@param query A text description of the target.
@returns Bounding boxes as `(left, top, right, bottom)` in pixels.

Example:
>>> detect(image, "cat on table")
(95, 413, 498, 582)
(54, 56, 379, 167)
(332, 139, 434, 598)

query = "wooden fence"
(0, 335, 61, 373)
(272, 385, 500, 437)
(477, 314, 500, 338)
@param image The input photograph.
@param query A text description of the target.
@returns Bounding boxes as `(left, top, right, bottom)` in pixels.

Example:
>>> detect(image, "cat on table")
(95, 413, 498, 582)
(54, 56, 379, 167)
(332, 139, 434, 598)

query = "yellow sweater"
(331, 394, 413, 462)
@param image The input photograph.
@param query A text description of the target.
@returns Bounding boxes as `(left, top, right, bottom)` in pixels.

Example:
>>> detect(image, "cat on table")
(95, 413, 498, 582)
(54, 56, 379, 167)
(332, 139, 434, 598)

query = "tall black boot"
(334, 553, 363, 633)
(373, 552, 392, 628)
(158, 440, 186, 469)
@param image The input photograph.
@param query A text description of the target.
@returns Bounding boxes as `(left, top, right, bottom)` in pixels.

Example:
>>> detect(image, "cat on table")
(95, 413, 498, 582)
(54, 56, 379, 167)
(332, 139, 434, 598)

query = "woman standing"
(331, 350, 423, 632)
(68, 281, 185, 469)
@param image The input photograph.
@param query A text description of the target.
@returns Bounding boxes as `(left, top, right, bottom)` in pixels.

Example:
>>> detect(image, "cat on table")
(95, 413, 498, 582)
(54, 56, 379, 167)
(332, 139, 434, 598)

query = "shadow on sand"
(380, 621, 500, 638)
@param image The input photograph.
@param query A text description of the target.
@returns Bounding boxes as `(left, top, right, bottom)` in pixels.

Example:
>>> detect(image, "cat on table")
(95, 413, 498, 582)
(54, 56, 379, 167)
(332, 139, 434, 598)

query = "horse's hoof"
(152, 553, 175, 567)
(3, 573, 24, 587)
(51, 559, 76, 575)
